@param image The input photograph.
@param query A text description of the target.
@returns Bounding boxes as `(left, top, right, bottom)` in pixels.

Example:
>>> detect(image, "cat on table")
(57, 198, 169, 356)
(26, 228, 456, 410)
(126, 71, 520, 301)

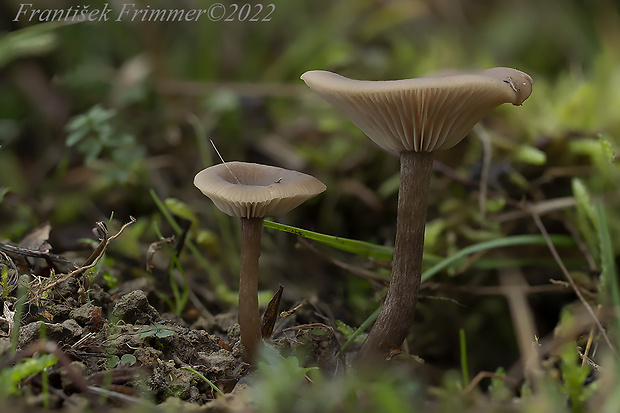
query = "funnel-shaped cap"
(301, 67, 532, 153)
(194, 162, 326, 219)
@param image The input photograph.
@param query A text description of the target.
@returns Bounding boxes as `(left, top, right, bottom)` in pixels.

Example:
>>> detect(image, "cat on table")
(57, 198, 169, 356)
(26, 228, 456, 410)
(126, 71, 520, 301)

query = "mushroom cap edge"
(194, 162, 326, 219)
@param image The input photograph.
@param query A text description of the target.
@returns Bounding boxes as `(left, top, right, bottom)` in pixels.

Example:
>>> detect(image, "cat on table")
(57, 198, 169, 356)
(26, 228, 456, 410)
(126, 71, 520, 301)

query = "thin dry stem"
(499, 268, 542, 386)
(32, 217, 136, 300)
(298, 237, 386, 288)
(464, 371, 520, 394)
(210, 139, 241, 184)
(528, 207, 617, 356)
(582, 304, 602, 367)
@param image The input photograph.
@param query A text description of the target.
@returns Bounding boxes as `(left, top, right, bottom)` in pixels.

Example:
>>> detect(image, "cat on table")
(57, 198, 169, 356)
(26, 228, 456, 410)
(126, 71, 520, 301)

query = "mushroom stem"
(357, 150, 435, 363)
(239, 216, 263, 361)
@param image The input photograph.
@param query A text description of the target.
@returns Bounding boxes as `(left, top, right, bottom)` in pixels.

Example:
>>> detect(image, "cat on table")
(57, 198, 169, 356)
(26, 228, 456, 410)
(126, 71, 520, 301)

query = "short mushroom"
(301, 67, 532, 363)
(194, 161, 326, 360)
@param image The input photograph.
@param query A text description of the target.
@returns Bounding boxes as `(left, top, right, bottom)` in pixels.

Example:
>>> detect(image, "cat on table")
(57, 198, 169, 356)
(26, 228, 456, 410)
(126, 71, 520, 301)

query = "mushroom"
(194, 161, 326, 360)
(301, 67, 532, 363)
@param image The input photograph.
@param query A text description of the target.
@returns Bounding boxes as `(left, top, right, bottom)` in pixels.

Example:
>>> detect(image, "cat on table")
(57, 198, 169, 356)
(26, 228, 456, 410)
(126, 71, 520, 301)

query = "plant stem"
(357, 150, 434, 363)
(239, 217, 263, 361)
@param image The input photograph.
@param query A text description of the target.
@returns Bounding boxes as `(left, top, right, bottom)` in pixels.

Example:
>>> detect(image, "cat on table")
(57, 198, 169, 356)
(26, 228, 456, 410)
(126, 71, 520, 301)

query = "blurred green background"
(1, 0, 620, 392)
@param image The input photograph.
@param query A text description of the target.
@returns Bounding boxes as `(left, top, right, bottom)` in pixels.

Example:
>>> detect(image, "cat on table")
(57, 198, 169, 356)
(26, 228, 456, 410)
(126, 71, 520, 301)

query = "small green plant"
(139, 324, 177, 339)
(150, 189, 237, 306)
(0, 353, 58, 399)
(181, 366, 225, 397)
(107, 353, 137, 368)
(0, 265, 15, 299)
(336, 307, 380, 356)
(487, 367, 513, 402)
(153, 223, 189, 317)
(65, 105, 145, 185)
(557, 343, 599, 413)
(254, 347, 320, 412)
(336, 320, 367, 346)
(253, 344, 422, 413)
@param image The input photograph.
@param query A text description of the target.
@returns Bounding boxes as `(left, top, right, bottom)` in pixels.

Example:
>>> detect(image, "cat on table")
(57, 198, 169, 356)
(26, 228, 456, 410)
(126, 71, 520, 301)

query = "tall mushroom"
(301, 67, 532, 363)
(194, 161, 326, 360)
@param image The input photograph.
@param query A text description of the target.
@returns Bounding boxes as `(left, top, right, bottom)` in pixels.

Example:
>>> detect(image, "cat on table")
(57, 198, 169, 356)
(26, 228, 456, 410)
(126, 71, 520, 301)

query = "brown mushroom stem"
(356, 150, 435, 363)
(239, 216, 264, 361)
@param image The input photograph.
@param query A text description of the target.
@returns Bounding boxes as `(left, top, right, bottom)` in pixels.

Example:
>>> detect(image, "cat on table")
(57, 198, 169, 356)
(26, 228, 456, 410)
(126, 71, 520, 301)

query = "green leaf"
(571, 178, 599, 264)
(139, 329, 156, 339)
(164, 198, 200, 235)
(140, 324, 177, 339)
(120, 354, 137, 366)
(155, 329, 176, 338)
(559, 343, 592, 410)
(264, 220, 394, 261)
(488, 367, 512, 402)
(65, 128, 88, 147)
(107, 355, 120, 369)
(516, 145, 547, 165)
(0, 23, 59, 68)
(0, 354, 58, 396)
(181, 366, 225, 397)
(264, 221, 573, 279)
(336, 320, 366, 343)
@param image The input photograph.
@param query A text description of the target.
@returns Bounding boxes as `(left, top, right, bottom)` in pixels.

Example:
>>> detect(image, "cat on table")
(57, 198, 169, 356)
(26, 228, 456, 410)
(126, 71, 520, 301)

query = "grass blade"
(341, 233, 575, 356)
(421, 234, 574, 282)
(596, 203, 620, 336)
(263, 220, 394, 261)
(337, 306, 381, 356)
(149, 189, 236, 305)
(460, 328, 470, 387)
(264, 221, 574, 279)
(182, 366, 225, 397)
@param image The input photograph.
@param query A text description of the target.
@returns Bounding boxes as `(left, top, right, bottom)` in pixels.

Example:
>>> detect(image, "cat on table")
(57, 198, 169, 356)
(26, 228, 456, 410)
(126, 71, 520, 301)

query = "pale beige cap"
(194, 162, 326, 218)
(301, 67, 532, 153)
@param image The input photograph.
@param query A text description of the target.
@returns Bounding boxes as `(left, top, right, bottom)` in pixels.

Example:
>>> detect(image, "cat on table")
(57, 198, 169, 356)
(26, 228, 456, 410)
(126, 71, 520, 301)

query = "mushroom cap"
(301, 67, 532, 153)
(194, 162, 326, 218)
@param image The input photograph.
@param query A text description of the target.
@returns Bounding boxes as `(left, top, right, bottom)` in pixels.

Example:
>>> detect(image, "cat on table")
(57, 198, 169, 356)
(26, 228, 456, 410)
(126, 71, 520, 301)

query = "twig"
(581, 304, 602, 367)
(432, 281, 593, 297)
(40, 217, 136, 294)
(528, 207, 617, 356)
(548, 279, 597, 298)
(494, 197, 576, 222)
(297, 238, 386, 288)
(464, 371, 520, 394)
(562, 220, 598, 273)
(0, 242, 76, 269)
(499, 269, 541, 385)
(87, 386, 156, 407)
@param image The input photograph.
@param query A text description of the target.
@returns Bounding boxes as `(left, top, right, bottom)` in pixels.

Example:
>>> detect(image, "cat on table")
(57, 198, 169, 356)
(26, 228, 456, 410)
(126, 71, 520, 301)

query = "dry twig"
(528, 207, 616, 356)
(26, 217, 136, 304)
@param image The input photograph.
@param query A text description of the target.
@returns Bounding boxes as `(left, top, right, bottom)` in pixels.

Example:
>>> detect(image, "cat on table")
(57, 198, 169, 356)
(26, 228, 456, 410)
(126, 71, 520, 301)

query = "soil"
(0, 225, 342, 412)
